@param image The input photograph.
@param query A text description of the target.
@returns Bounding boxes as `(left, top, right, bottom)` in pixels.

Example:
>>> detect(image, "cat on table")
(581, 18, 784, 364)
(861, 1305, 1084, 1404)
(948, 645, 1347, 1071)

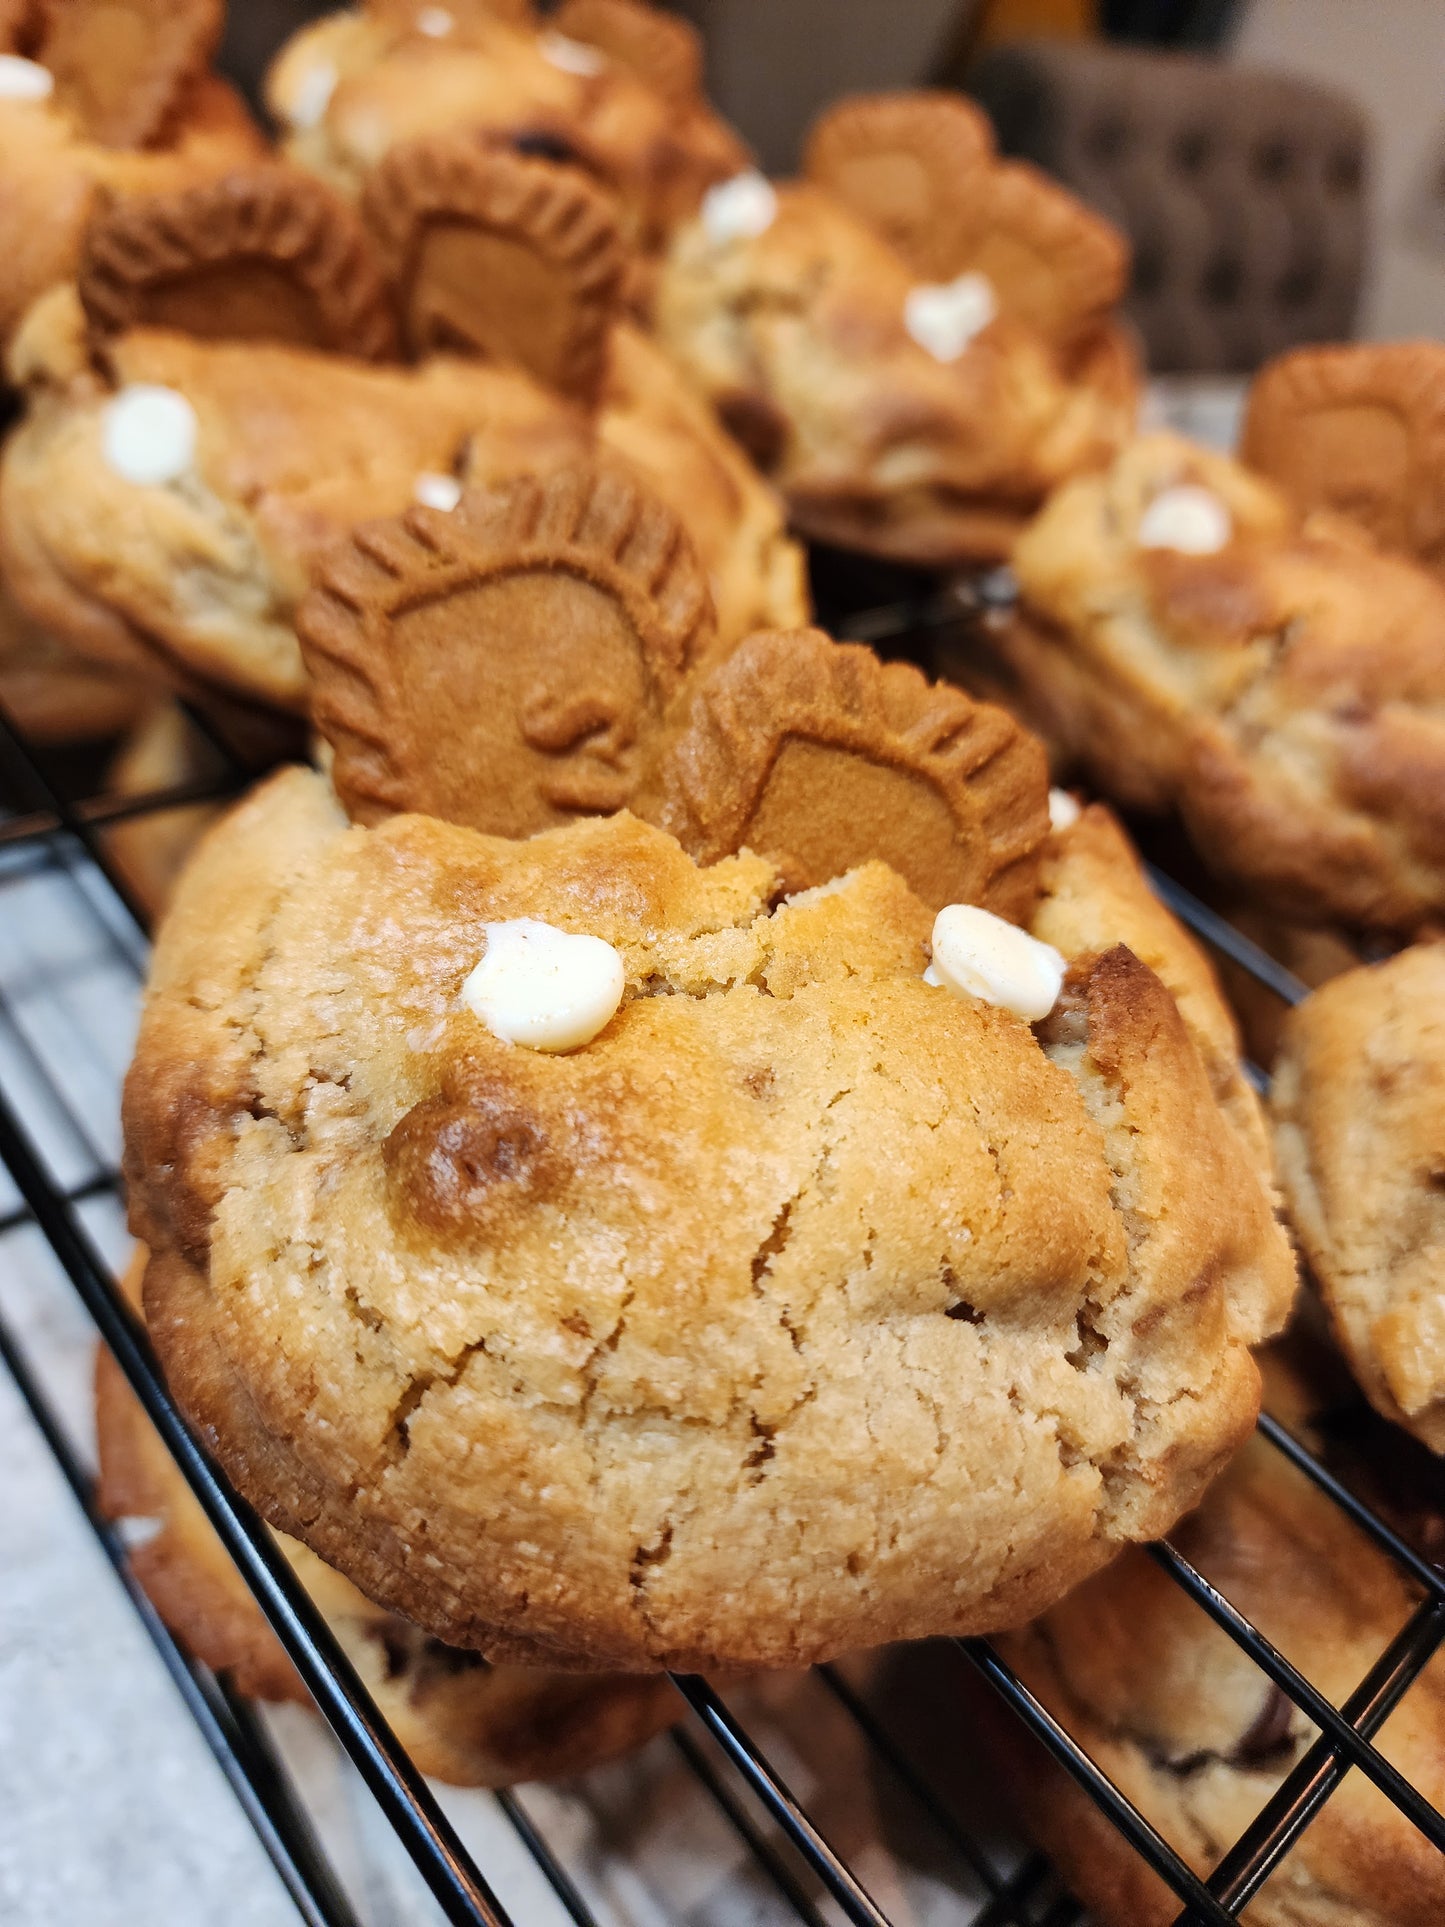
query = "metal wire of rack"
(1, 605, 1443, 1927)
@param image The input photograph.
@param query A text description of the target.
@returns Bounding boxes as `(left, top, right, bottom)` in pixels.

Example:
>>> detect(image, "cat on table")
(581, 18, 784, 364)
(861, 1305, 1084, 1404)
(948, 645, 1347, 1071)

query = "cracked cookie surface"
(125, 767, 1292, 1671)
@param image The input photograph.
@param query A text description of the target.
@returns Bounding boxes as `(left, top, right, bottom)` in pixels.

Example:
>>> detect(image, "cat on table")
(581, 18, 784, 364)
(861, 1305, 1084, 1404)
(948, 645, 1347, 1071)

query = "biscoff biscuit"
(36, 0, 223, 148)
(803, 90, 994, 282)
(552, 0, 703, 111)
(97, 1248, 677, 1783)
(124, 765, 1292, 1670)
(1272, 943, 1445, 1451)
(955, 159, 1130, 350)
(299, 464, 714, 833)
(1242, 341, 1445, 577)
(80, 165, 399, 359)
(362, 136, 624, 400)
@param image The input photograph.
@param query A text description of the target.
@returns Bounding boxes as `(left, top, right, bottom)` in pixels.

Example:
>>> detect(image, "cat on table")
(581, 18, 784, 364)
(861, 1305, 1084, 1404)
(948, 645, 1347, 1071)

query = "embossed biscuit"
(96, 1248, 677, 1783)
(650, 626, 1049, 917)
(552, 0, 703, 110)
(36, 0, 223, 148)
(362, 135, 624, 401)
(954, 159, 1130, 346)
(804, 89, 995, 282)
(1242, 342, 1445, 575)
(79, 165, 399, 358)
(299, 463, 715, 835)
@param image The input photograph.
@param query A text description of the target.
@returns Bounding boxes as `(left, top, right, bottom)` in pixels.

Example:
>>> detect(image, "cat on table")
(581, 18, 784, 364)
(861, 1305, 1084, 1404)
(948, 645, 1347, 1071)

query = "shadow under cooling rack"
(1, 616, 1442, 1927)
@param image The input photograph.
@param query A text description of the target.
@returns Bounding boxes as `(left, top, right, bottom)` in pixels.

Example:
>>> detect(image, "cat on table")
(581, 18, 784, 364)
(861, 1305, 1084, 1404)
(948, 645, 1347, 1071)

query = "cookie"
(989, 1346, 1445, 1927)
(79, 165, 399, 359)
(36, 0, 223, 148)
(1007, 432, 1445, 929)
(97, 1248, 677, 1782)
(124, 762, 1292, 1670)
(366, 0, 537, 27)
(1241, 342, 1445, 576)
(0, 582, 151, 743)
(803, 90, 994, 282)
(1272, 943, 1445, 1451)
(954, 159, 1130, 348)
(299, 463, 714, 833)
(650, 626, 1049, 918)
(551, 0, 702, 111)
(362, 136, 624, 401)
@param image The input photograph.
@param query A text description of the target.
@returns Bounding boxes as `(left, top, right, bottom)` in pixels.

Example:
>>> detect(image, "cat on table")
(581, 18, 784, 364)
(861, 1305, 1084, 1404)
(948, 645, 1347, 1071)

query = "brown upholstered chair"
(961, 40, 1369, 373)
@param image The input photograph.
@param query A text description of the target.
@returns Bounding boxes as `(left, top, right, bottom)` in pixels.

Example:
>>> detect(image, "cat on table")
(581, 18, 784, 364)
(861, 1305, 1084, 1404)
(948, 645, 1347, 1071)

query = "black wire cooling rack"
(2, 597, 1444, 1927)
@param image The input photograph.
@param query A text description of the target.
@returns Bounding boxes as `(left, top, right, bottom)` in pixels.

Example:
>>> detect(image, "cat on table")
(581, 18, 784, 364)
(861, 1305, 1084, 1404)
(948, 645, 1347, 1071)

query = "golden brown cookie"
(1241, 342, 1445, 577)
(0, 582, 152, 743)
(1272, 943, 1445, 1451)
(124, 764, 1293, 1671)
(955, 159, 1129, 348)
(650, 626, 1048, 918)
(551, 0, 702, 111)
(79, 165, 399, 359)
(989, 1345, 1445, 1927)
(97, 1248, 678, 1782)
(299, 463, 714, 833)
(36, 0, 223, 148)
(362, 136, 624, 400)
(803, 90, 995, 282)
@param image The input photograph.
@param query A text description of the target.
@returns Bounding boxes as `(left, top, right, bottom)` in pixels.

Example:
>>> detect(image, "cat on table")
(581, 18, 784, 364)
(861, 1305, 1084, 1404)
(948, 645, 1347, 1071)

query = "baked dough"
(123, 764, 1293, 1672)
(1002, 433, 1445, 929)
(1272, 943, 1445, 1450)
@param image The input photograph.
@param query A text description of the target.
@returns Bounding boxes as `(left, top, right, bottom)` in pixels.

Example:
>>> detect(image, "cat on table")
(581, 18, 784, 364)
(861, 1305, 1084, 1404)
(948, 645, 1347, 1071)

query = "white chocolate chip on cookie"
(287, 60, 337, 131)
(701, 171, 777, 246)
(930, 903, 1065, 1022)
(101, 385, 198, 487)
(540, 31, 606, 75)
(462, 918, 624, 1052)
(414, 471, 463, 512)
(1048, 787, 1082, 831)
(0, 56, 54, 101)
(1137, 484, 1232, 556)
(904, 271, 997, 363)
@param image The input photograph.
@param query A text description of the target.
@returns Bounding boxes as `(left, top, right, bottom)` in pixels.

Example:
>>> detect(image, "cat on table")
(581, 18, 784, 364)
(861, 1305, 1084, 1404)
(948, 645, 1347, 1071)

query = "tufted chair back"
(962, 40, 1369, 374)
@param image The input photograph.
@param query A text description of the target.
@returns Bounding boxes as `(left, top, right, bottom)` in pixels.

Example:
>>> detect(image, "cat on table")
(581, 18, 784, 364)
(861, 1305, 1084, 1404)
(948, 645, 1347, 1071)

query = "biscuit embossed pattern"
(2, 599, 1445, 1927)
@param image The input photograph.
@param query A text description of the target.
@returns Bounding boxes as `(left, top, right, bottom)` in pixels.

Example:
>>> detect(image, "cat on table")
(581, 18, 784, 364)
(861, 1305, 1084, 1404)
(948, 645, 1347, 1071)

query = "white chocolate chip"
(929, 904, 1065, 1022)
(0, 55, 53, 101)
(416, 5, 453, 34)
(101, 385, 198, 487)
(1048, 787, 1081, 831)
(288, 59, 337, 130)
(904, 271, 997, 363)
(462, 918, 624, 1052)
(1137, 484, 1232, 555)
(701, 170, 777, 246)
(540, 31, 606, 76)
(414, 471, 462, 512)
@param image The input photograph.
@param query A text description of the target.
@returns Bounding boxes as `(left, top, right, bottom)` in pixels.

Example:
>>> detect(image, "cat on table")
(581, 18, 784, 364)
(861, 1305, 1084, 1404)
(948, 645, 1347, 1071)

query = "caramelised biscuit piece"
(803, 89, 995, 283)
(79, 165, 399, 359)
(299, 464, 714, 834)
(1242, 341, 1445, 577)
(988, 1347, 1445, 1927)
(1272, 943, 1445, 1451)
(124, 765, 1292, 1671)
(362, 136, 624, 399)
(551, 0, 703, 111)
(650, 626, 1049, 919)
(97, 1248, 678, 1783)
(1005, 432, 1445, 929)
(36, 0, 223, 148)
(954, 160, 1129, 350)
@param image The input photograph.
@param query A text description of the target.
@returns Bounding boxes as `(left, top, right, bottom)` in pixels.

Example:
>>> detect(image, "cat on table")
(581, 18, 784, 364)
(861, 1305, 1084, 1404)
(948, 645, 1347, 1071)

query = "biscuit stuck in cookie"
(362, 137, 624, 400)
(551, 0, 703, 109)
(36, 0, 223, 147)
(79, 166, 400, 358)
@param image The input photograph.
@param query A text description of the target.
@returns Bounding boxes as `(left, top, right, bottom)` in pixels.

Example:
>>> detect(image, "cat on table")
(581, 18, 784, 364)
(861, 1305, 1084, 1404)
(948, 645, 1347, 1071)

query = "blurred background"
(224, 0, 1445, 371)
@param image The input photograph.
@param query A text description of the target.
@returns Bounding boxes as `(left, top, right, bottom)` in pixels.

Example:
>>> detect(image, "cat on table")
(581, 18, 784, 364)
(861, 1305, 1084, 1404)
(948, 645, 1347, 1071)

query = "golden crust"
(36, 0, 223, 149)
(96, 1251, 677, 1781)
(650, 626, 1049, 916)
(551, 0, 703, 111)
(79, 165, 399, 360)
(0, 581, 152, 742)
(1242, 341, 1445, 577)
(990, 1349, 1445, 1927)
(1272, 944, 1445, 1450)
(299, 464, 715, 832)
(656, 182, 1135, 569)
(362, 136, 623, 401)
(803, 90, 994, 282)
(124, 765, 1291, 1670)
(1008, 432, 1445, 929)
